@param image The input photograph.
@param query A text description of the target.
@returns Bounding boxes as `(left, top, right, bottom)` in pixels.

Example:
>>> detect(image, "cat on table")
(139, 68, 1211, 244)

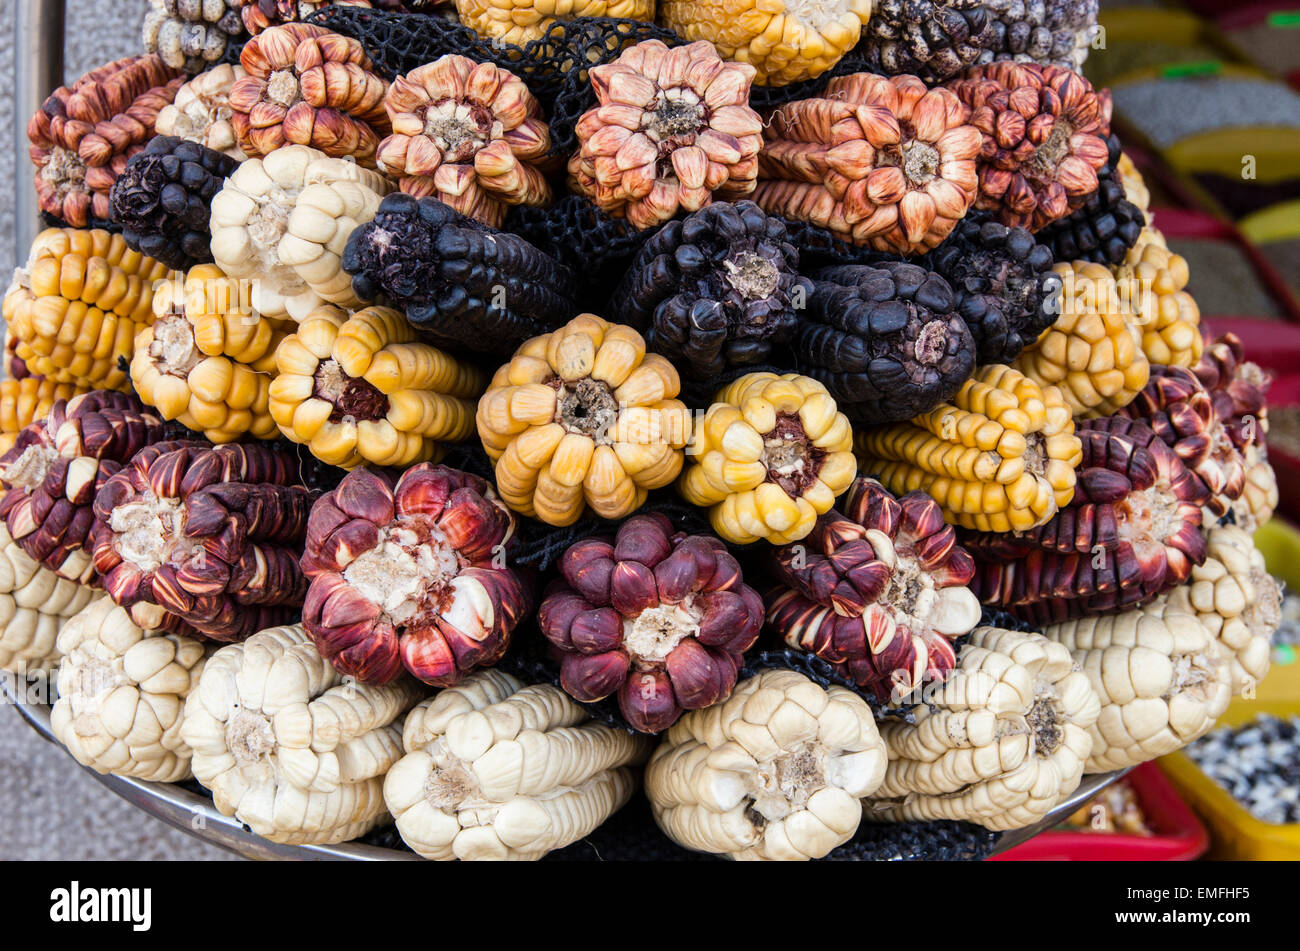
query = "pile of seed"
(1226, 22, 1300, 80)
(1168, 237, 1285, 319)
(1083, 41, 1221, 90)
(1112, 77, 1300, 149)
(1187, 715, 1300, 825)
(1260, 238, 1300, 302)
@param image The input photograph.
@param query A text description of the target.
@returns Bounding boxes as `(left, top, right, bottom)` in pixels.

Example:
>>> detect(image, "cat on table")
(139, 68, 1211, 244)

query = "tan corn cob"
(0, 522, 100, 676)
(1014, 260, 1150, 418)
(2, 229, 170, 393)
(1040, 602, 1232, 772)
(864, 625, 1100, 832)
(1227, 444, 1277, 532)
(385, 669, 653, 860)
(51, 597, 207, 782)
(1155, 524, 1280, 696)
(270, 304, 484, 469)
(477, 314, 692, 526)
(855, 364, 1082, 533)
(646, 669, 888, 860)
(678, 372, 857, 545)
(132, 265, 286, 443)
(659, 0, 874, 86)
(1111, 227, 1203, 369)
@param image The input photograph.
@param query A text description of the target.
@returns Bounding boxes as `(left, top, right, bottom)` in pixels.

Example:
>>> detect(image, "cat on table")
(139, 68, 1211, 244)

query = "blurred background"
(1, 0, 1298, 861)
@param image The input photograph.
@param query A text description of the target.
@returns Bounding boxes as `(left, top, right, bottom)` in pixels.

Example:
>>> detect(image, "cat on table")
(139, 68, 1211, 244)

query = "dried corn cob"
(477, 314, 691, 526)
(855, 364, 1082, 533)
(342, 193, 576, 357)
(1111, 227, 1202, 368)
(569, 40, 763, 230)
(0, 523, 99, 676)
(679, 372, 857, 545)
(0, 391, 172, 584)
(91, 442, 315, 642)
(132, 266, 285, 443)
(659, 0, 874, 86)
(968, 416, 1210, 624)
(181, 623, 423, 844)
(209, 144, 392, 321)
(154, 64, 249, 161)
(539, 513, 763, 733)
(946, 62, 1110, 230)
(376, 55, 553, 227)
(1040, 603, 1231, 772)
(767, 477, 981, 702)
(755, 77, 982, 255)
(300, 465, 531, 686)
(1227, 444, 1276, 532)
(1013, 260, 1150, 418)
(230, 24, 391, 164)
(50, 597, 206, 782)
(0, 378, 86, 455)
(796, 262, 975, 425)
(864, 625, 1100, 831)
(270, 305, 483, 469)
(27, 55, 184, 227)
(1119, 366, 1246, 518)
(455, 0, 655, 47)
(1156, 524, 1280, 696)
(386, 670, 653, 860)
(646, 669, 888, 860)
(2, 229, 170, 393)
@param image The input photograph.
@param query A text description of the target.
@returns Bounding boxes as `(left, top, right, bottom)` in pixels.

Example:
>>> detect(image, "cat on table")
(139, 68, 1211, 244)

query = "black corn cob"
(927, 212, 1060, 365)
(609, 201, 812, 380)
(342, 192, 578, 357)
(108, 135, 239, 271)
(795, 262, 976, 425)
(862, 0, 994, 83)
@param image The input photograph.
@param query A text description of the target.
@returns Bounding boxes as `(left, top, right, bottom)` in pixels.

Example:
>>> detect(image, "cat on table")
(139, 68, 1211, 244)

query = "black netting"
(504, 195, 652, 308)
(510, 495, 713, 572)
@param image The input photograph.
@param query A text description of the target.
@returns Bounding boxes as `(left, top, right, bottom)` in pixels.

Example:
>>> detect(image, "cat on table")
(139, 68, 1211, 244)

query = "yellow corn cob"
(477, 314, 691, 526)
(0, 377, 87, 454)
(855, 364, 1082, 533)
(1110, 227, 1203, 368)
(456, 0, 655, 47)
(270, 305, 485, 469)
(678, 372, 856, 545)
(659, 0, 874, 86)
(2, 229, 171, 392)
(1116, 152, 1150, 218)
(131, 265, 286, 443)
(1014, 260, 1151, 417)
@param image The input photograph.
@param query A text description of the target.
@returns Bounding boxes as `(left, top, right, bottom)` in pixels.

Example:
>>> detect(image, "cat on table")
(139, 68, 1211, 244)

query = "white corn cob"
(51, 598, 206, 782)
(1041, 604, 1232, 772)
(646, 669, 887, 860)
(385, 669, 652, 861)
(865, 626, 1100, 831)
(181, 624, 423, 845)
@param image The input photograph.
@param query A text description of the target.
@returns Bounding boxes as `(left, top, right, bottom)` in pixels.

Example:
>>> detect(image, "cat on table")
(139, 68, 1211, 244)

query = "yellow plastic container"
(1240, 200, 1300, 244)
(1158, 518, 1300, 860)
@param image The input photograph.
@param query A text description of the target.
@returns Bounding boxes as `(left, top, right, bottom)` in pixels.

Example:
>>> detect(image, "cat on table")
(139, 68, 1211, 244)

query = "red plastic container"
(988, 763, 1209, 861)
